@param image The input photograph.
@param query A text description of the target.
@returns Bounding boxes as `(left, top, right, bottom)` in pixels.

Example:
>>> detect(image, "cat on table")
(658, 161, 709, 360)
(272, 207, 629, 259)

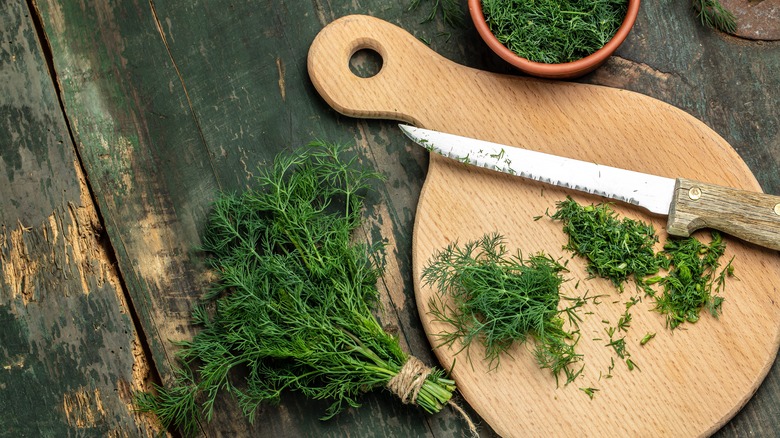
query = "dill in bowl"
(481, 0, 629, 64)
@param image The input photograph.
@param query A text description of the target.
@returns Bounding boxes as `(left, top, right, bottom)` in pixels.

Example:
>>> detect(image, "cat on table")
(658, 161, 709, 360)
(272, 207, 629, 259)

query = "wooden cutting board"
(308, 15, 780, 437)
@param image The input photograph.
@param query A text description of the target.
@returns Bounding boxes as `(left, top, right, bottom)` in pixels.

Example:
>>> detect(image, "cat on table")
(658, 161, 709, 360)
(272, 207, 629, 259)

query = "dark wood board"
(31, 0, 468, 436)
(15, 0, 780, 436)
(0, 1, 159, 436)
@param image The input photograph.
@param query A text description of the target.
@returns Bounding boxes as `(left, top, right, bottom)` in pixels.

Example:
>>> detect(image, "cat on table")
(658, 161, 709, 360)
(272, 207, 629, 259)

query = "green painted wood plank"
(34, 0, 480, 436)
(32, 0, 232, 433)
(0, 2, 159, 436)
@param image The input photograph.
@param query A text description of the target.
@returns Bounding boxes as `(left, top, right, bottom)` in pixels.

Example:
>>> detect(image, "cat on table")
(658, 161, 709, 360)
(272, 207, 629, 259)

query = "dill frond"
(423, 233, 583, 383)
(550, 197, 664, 295)
(693, 0, 737, 33)
(655, 231, 732, 329)
(408, 0, 465, 27)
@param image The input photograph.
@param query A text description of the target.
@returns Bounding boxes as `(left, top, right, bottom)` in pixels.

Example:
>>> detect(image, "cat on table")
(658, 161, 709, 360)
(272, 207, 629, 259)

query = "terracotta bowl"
(468, 0, 641, 79)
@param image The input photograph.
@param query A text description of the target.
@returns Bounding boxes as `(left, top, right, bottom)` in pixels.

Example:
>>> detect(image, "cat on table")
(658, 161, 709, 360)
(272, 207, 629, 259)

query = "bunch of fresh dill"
(481, 0, 629, 64)
(655, 231, 734, 329)
(550, 197, 663, 294)
(423, 233, 582, 384)
(135, 142, 456, 436)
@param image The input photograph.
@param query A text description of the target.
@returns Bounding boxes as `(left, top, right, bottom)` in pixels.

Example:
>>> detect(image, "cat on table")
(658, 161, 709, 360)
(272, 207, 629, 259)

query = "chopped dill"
(616, 297, 638, 332)
(655, 232, 734, 329)
(616, 309, 632, 332)
(550, 197, 663, 295)
(605, 329, 628, 359)
(560, 292, 602, 328)
(580, 387, 599, 399)
(640, 332, 656, 345)
(135, 142, 456, 435)
(549, 198, 735, 330)
(605, 326, 637, 371)
(606, 357, 615, 378)
(423, 233, 583, 384)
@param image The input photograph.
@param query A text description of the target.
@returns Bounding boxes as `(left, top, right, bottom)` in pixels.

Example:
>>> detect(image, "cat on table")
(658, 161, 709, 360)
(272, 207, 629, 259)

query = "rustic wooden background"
(1, 0, 778, 436)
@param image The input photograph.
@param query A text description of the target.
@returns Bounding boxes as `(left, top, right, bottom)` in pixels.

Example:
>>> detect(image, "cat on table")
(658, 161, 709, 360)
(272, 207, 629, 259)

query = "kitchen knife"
(399, 124, 780, 251)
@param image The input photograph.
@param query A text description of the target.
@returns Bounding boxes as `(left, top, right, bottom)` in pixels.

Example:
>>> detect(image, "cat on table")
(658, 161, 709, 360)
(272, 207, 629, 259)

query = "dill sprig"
(693, 0, 737, 33)
(655, 231, 733, 329)
(135, 142, 456, 435)
(550, 197, 663, 295)
(481, 0, 629, 64)
(423, 233, 583, 384)
(408, 0, 465, 27)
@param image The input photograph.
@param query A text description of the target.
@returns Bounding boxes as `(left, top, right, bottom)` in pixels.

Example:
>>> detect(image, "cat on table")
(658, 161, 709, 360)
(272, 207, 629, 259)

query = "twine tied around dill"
(388, 356, 479, 437)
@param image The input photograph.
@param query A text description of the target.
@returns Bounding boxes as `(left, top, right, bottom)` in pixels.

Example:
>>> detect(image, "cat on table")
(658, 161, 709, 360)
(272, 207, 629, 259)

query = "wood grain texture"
(667, 178, 780, 250)
(309, 15, 780, 437)
(0, 2, 159, 436)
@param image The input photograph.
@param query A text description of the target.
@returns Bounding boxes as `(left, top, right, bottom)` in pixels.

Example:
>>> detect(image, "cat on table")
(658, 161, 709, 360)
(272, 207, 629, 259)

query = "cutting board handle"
(308, 15, 459, 125)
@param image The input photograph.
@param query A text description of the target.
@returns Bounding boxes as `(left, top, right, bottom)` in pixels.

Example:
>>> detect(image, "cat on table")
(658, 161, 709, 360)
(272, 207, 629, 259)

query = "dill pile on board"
(550, 197, 663, 295)
(423, 233, 583, 384)
(550, 197, 734, 329)
(481, 0, 629, 64)
(135, 143, 456, 436)
(656, 232, 733, 329)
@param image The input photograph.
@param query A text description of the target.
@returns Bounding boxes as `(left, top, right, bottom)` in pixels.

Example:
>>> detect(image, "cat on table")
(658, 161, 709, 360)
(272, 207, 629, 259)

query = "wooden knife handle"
(667, 177, 780, 250)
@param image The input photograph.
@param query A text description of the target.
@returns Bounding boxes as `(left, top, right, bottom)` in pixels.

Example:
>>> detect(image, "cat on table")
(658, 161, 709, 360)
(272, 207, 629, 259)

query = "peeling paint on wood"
(0, 2, 159, 436)
(0, 223, 37, 305)
(277, 57, 287, 101)
(62, 387, 107, 429)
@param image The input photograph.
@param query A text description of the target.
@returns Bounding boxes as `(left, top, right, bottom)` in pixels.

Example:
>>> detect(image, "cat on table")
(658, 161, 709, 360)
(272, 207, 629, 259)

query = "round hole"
(349, 48, 383, 78)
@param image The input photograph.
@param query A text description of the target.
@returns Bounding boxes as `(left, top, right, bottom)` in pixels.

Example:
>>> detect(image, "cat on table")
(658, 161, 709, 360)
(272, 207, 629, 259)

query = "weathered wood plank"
(0, 2, 159, 436)
(32, 0, 231, 434)
(34, 0, 481, 436)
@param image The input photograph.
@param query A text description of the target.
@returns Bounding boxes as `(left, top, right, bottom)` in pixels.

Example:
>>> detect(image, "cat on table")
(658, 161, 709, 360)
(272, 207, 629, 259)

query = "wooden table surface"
(1, 1, 778, 436)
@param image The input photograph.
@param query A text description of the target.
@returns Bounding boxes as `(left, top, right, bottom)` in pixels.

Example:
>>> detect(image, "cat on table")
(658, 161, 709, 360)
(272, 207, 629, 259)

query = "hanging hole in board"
(349, 48, 383, 78)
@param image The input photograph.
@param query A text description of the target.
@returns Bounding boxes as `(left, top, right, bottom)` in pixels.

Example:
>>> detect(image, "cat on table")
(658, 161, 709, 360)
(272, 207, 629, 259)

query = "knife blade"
(399, 124, 780, 251)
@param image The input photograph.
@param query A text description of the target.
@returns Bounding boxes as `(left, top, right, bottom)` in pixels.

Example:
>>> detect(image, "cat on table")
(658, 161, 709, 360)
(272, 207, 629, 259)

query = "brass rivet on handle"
(774, 203, 780, 216)
(688, 187, 702, 200)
